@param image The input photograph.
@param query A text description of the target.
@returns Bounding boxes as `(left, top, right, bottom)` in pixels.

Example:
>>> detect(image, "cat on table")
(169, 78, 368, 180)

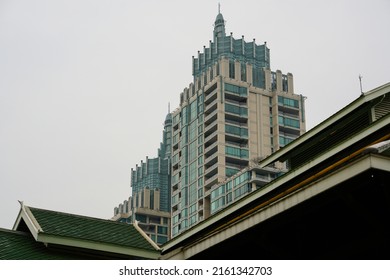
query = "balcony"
(204, 107, 218, 125)
(225, 155, 248, 168)
(204, 161, 218, 176)
(225, 89, 247, 103)
(278, 125, 301, 136)
(204, 117, 218, 130)
(204, 152, 218, 170)
(278, 104, 299, 115)
(204, 141, 218, 156)
(205, 99, 218, 115)
(204, 173, 219, 190)
(225, 161, 248, 173)
(250, 174, 272, 187)
(205, 98, 218, 113)
(204, 129, 218, 147)
(279, 111, 300, 120)
(225, 111, 248, 124)
(204, 82, 218, 102)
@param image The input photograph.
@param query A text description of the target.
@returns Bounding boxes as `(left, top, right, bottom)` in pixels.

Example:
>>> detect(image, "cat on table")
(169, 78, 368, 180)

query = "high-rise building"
(131, 112, 172, 212)
(170, 10, 306, 237)
(113, 110, 172, 245)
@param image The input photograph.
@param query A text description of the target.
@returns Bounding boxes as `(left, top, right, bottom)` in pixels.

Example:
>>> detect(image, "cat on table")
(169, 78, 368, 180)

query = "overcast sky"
(0, 0, 389, 229)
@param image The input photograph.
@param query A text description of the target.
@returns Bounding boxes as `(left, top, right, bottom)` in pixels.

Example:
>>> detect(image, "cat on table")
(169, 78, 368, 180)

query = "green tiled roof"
(0, 228, 80, 260)
(28, 206, 157, 252)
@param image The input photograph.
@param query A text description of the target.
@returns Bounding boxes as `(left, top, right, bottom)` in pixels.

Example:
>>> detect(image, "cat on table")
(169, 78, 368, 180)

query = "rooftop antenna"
(359, 74, 364, 95)
(168, 102, 170, 113)
(218, 2, 221, 13)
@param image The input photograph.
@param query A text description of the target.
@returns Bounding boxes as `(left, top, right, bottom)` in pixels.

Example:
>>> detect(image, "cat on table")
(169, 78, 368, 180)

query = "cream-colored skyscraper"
(170, 10, 306, 237)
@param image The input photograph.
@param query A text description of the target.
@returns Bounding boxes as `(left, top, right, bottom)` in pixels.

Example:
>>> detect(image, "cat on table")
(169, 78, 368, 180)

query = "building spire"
(213, 3, 226, 39)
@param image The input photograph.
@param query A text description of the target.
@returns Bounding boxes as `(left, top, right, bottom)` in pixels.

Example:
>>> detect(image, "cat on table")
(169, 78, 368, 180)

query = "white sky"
(1, 0, 389, 229)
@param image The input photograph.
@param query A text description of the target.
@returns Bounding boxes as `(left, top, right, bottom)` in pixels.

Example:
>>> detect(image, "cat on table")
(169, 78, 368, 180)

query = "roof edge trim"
(134, 221, 161, 251)
(12, 201, 43, 240)
(37, 233, 161, 259)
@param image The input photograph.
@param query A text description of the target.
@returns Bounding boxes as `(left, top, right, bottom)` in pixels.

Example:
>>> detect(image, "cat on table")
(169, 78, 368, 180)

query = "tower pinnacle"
(213, 4, 226, 39)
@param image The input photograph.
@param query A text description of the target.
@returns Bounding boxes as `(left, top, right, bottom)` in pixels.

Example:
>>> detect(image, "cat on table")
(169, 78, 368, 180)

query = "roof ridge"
(28, 206, 131, 226)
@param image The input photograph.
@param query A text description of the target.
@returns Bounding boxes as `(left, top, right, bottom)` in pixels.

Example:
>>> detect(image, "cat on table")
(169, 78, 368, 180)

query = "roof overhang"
(36, 233, 160, 259)
(162, 114, 390, 254)
(258, 82, 390, 167)
(12, 203, 160, 259)
(162, 152, 390, 259)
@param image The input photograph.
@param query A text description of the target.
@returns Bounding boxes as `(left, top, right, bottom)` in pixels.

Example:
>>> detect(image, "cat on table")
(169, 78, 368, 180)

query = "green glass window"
(253, 67, 265, 88)
(189, 204, 197, 215)
(157, 236, 168, 244)
(189, 214, 197, 226)
(226, 192, 232, 203)
(198, 177, 203, 188)
(225, 103, 247, 116)
(189, 121, 197, 142)
(211, 197, 225, 213)
(278, 116, 300, 128)
(135, 214, 147, 223)
(189, 141, 197, 162)
(279, 136, 295, 146)
(198, 166, 203, 176)
(189, 161, 197, 183)
(198, 155, 203, 165)
(282, 75, 288, 92)
(173, 114, 180, 125)
(241, 62, 246, 82)
(278, 96, 299, 108)
(225, 83, 247, 97)
(181, 146, 188, 165)
(181, 106, 188, 125)
(157, 226, 168, 235)
(189, 182, 197, 204)
(190, 100, 197, 121)
(181, 208, 188, 218)
(225, 124, 248, 137)
(234, 183, 251, 199)
(198, 188, 203, 198)
(181, 186, 188, 206)
(181, 126, 188, 145)
(229, 59, 235, 79)
(226, 167, 239, 177)
(225, 146, 249, 159)
(183, 166, 188, 186)
(211, 184, 225, 200)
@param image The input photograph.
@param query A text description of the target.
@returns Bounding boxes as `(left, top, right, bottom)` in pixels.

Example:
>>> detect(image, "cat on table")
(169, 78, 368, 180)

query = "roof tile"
(28, 207, 157, 252)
